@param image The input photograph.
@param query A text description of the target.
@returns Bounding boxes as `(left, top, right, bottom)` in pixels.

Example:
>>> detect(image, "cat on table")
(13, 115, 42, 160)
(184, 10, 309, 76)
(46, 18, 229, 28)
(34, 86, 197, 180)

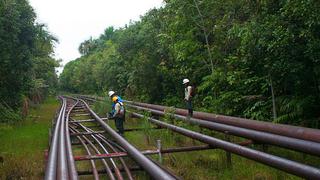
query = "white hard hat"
(108, 91, 115, 97)
(182, 79, 190, 84)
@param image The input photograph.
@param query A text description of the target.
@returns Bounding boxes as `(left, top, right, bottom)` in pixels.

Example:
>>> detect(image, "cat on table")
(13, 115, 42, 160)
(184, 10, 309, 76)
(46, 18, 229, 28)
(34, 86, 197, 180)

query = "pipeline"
(77, 123, 123, 180)
(80, 99, 177, 180)
(124, 100, 320, 143)
(57, 97, 69, 179)
(131, 112, 320, 179)
(127, 104, 320, 156)
(69, 126, 116, 180)
(81, 125, 134, 180)
(45, 97, 66, 180)
(69, 128, 100, 180)
(65, 99, 78, 179)
(76, 95, 320, 143)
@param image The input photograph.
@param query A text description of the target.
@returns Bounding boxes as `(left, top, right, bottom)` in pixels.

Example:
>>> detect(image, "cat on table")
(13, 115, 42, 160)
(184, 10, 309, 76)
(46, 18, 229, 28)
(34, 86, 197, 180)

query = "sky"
(29, 0, 164, 73)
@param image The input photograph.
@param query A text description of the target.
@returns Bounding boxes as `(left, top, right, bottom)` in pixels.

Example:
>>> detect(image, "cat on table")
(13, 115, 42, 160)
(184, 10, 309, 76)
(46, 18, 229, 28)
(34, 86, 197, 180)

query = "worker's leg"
(187, 100, 193, 117)
(114, 118, 118, 132)
(115, 117, 124, 135)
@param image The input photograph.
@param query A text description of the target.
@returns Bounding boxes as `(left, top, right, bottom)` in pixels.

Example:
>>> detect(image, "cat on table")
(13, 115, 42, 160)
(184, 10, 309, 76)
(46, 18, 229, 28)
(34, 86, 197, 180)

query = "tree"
(0, 0, 60, 122)
(60, 0, 320, 128)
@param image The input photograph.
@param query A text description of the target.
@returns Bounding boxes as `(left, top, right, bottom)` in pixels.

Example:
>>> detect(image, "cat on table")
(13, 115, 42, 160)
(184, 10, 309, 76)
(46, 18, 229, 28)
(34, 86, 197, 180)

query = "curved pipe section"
(45, 97, 66, 180)
(80, 99, 176, 180)
(65, 100, 79, 179)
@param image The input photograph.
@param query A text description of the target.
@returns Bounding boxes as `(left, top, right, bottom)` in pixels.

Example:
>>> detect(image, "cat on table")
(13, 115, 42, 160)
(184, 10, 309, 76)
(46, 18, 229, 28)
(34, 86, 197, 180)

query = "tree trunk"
(192, 0, 214, 74)
(270, 78, 277, 120)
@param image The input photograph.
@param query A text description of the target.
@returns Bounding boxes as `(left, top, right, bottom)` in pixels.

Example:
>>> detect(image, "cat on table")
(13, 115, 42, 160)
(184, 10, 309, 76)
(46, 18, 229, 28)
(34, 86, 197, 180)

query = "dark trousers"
(186, 100, 193, 117)
(114, 117, 124, 135)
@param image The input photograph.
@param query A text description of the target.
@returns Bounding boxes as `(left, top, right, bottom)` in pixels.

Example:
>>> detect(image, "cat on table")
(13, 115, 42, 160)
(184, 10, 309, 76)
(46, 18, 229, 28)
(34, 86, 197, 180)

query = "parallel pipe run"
(128, 104, 320, 156)
(65, 100, 79, 179)
(70, 131, 106, 136)
(77, 95, 320, 143)
(69, 128, 100, 180)
(74, 143, 252, 161)
(70, 126, 117, 180)
(125, 100, 320, 143)
(79, 99, 177, 180)
(83, 127, 134, 180)
(77, 167, 143, 176)
(57, 98, 70, 179)
(77, 123, 123, 180)
(45, 97, 66, 180)
(131, 112, 320, 179)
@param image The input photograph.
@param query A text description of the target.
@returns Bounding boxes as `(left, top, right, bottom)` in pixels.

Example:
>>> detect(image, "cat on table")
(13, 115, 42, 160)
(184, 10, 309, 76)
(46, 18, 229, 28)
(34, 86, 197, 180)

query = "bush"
(0, 103, 21, 124)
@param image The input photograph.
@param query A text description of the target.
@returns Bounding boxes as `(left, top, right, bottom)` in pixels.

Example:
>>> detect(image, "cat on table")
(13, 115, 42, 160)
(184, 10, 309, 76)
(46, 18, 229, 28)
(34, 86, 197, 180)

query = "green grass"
(0, 97, 59, 179)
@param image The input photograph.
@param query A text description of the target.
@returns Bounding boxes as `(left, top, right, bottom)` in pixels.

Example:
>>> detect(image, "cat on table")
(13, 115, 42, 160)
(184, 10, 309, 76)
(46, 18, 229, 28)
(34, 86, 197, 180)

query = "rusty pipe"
(127, 104, 320, 156)
(81, 126, 134, 180)
(69, 128, 100, 180)
(131, 112, 320, 179)
(125, 101, 320, 143)
(80, 99, 177, 180)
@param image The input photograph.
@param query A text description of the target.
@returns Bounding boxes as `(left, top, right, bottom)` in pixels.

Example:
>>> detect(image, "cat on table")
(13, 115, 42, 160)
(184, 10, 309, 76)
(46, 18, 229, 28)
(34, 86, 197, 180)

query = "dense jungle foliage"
(0, 0, 59, 122)
(60, 0, 320, 128)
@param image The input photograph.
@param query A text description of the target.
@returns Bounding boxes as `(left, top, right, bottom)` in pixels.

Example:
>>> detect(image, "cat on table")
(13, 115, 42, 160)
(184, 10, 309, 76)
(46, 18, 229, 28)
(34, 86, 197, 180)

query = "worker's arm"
(108, 102, 117, 119)
(112, 103, 121, 118)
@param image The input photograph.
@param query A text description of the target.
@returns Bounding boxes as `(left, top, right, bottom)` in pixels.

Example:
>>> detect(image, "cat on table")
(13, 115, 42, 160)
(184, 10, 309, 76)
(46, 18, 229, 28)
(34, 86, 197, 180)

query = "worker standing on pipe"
(183, 78, 193, 117)
(109, 96, 125, 136)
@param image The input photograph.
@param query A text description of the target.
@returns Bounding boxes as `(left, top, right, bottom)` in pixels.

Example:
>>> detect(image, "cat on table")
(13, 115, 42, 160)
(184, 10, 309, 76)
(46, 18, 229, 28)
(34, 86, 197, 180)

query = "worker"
(108, 90, 123, 115)
(109, 96, 125, 136)
(183, 78, 193, 117)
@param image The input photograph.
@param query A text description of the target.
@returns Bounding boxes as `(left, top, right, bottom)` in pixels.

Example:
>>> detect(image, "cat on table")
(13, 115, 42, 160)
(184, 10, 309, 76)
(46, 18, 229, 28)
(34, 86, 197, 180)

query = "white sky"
(29, 0, 164, 73)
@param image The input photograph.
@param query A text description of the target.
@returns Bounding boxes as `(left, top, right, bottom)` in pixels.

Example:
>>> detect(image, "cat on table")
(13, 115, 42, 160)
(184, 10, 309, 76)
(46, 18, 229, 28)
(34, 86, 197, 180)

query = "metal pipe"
(131, 112, 320, 179)
(74, 143, 252, 160)
(77, 167, 143, 176)
(69, 128, 100, 180)
(128, 104, 320, 156)
(65, 100, 78, 179)
(77, 123, 123, 180)
(74, 147, 210, 160)
(126, 101, 320, 143)
(69, 119, 96, 123)
(89, 129, 134, 180)
(70, 126, 117, 180)
(44, 97, 65, 180)
(148, 157, 182, 180)
(69, 117, 108, 123)
(70, 131, 105, 136)
(159, 141, 252, 153)
(80, 99, 177, 180)
(57, 98, 69, 179)
(78, 97, 170, 180)
(124, 127, 163, 132)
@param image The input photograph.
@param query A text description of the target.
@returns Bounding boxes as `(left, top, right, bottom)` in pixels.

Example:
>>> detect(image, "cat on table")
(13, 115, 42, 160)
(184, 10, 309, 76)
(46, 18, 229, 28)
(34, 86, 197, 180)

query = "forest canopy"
(60, 0, 320, 128)
(0, 0, 59, 122)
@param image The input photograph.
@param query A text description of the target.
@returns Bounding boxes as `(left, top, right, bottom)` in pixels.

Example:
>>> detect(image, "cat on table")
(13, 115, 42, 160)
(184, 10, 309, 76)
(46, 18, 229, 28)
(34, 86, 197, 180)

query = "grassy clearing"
(0, 97, 59, 179)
